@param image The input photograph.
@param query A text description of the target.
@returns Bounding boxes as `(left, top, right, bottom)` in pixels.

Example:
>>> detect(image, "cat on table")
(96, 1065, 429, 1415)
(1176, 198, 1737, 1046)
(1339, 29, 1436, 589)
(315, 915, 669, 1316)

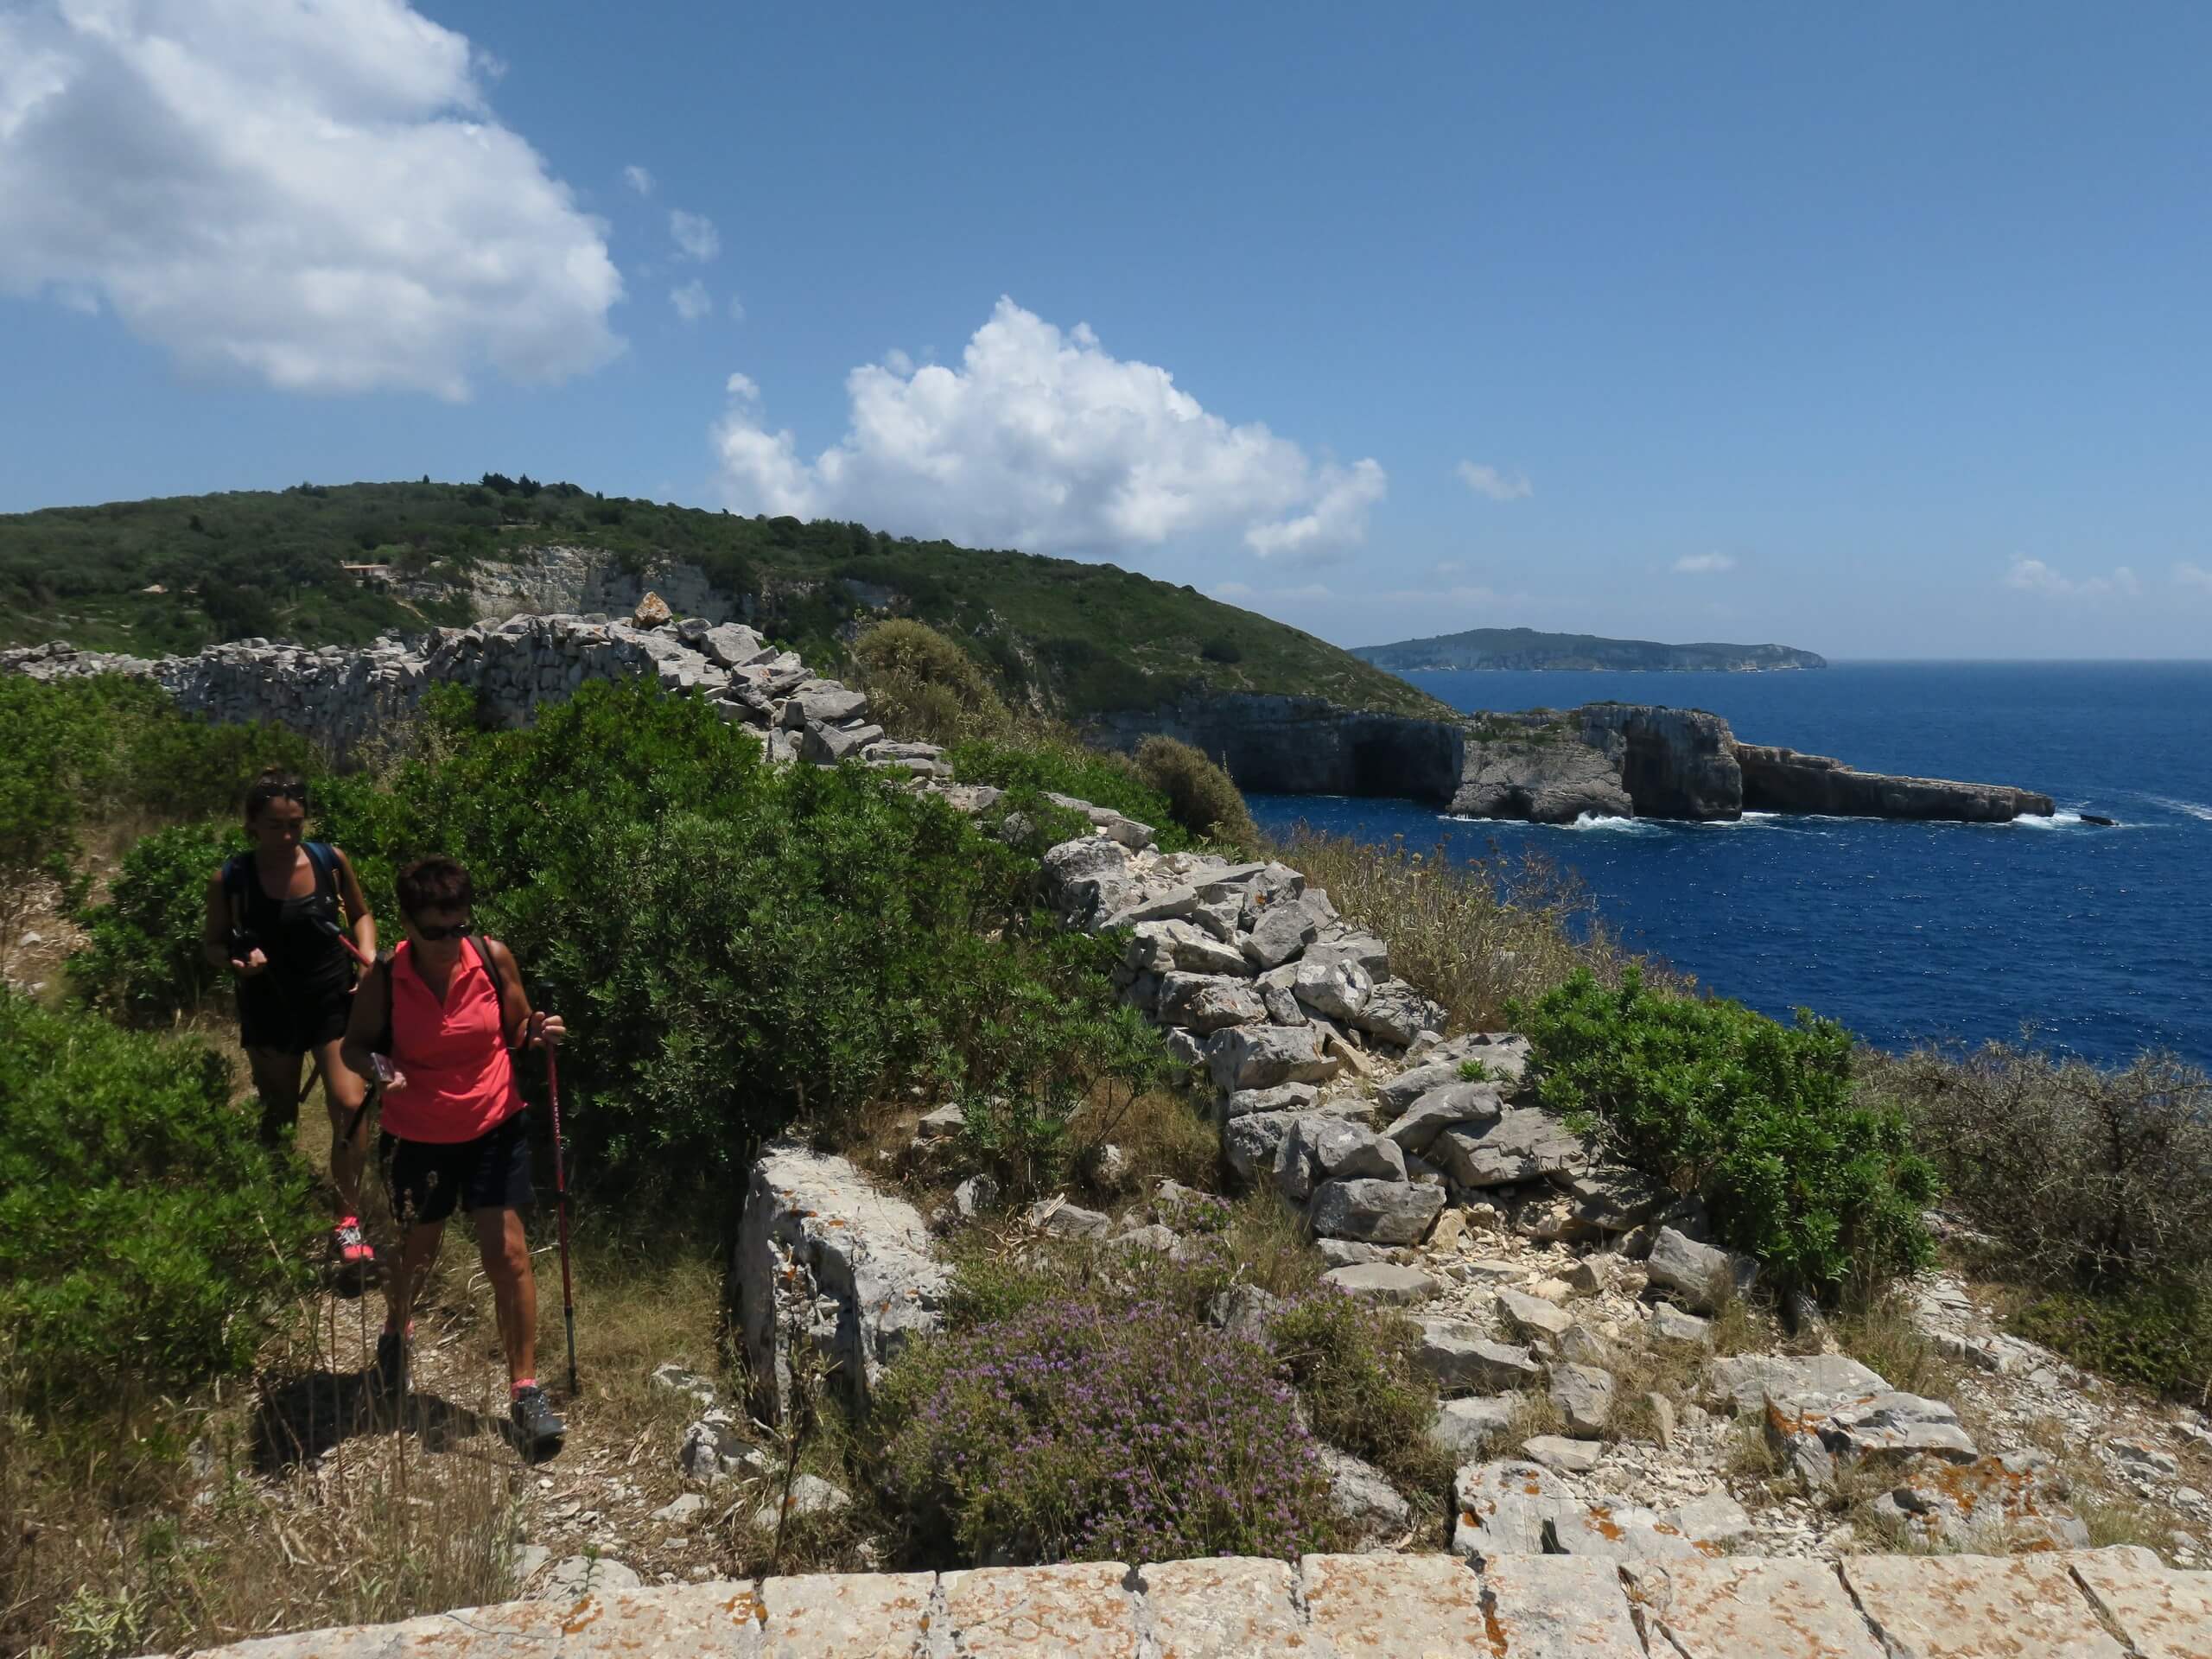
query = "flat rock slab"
(1480, 1553, 1643, 1659)
(941, 1561, 1139, 1658)
(1138, 1557, 1312, 1657)
(2069, 1547, 2212, 1659)
(762, 1571, 931, 1657)
(1707, 1352, 1887, 1414)
(1301, 1552, 1491, 1657)
(1844, 1551, 2127, 1659)
(1321, 1262, 1440, 1305)
(1627, 1558, 1882, 1659)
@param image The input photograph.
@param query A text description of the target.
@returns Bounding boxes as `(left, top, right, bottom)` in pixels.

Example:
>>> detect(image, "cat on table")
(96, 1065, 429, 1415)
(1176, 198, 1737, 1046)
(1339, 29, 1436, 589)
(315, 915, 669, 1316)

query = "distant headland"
(1351, 626, 1827, 673)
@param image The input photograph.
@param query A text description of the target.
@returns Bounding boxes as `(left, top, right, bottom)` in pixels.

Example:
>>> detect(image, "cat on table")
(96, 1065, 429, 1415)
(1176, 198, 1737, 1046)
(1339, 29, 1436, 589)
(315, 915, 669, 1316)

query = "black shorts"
(380, 1111, 533, 1227)
(238, 976, 353, 1056)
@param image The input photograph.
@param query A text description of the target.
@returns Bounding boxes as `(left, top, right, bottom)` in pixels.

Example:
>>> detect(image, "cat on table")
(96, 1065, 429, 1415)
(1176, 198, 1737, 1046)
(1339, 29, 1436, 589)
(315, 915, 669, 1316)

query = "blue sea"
(1245, 663, 2212, 1069)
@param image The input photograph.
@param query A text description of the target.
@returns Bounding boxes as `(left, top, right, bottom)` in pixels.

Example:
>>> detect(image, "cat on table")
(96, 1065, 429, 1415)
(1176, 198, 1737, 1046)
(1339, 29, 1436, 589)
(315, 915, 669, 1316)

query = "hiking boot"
(372, 1328, 408, 1399)
(332, 1217, 375, 1269)
(510, 1384, 565, 1456)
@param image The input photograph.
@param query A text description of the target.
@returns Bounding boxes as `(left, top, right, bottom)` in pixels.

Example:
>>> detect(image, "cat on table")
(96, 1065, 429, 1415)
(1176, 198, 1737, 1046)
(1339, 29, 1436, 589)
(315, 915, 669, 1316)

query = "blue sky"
(3, 2, 2209, 658)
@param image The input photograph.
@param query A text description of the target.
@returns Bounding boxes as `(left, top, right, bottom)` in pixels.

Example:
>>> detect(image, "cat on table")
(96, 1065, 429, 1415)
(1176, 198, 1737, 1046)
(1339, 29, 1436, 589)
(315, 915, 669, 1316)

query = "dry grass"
(1268, 833, 1669, 1031)
(1503, 1387, 1566, 1454)
(1832, 1288, 1964, 1402)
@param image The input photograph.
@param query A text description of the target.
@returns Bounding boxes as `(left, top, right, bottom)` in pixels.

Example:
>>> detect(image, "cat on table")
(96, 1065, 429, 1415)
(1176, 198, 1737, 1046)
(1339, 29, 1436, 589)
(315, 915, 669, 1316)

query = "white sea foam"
(1566, 812, 1662, 835)
(2011, 810, 2084, 830)
(2142, 795, 2212, 823)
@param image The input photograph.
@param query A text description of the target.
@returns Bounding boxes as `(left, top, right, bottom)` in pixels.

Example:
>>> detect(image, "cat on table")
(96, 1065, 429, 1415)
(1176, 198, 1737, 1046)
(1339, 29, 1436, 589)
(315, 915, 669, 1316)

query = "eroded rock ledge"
(1090, 692, 2056, 824)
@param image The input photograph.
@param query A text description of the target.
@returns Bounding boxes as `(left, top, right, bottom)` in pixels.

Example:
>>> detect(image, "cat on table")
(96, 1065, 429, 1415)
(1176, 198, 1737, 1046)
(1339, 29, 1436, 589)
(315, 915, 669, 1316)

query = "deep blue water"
(1246, 663, 2212, 1068)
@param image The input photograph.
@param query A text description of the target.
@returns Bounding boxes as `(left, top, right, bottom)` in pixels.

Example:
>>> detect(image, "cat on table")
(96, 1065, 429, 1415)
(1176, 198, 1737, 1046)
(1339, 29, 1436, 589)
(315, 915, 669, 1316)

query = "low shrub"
(1263, 1289, 1447, 1494)
(1868, 1046, 2212, 1288)
(0, 992, 318, 1404)
(1279, 834, 1645, 1028)
(1513, 967, 1937, 1300)
(849, 619, 1015, 747)
(874, 1299, 1337, 1565)
(304, 678, 1163, 1196)
(68, 819, 238, 1022)
(1131, 734, 1259, 852)
(2009, 1281, 2212, 1401)
(949, 736, 1192, 853)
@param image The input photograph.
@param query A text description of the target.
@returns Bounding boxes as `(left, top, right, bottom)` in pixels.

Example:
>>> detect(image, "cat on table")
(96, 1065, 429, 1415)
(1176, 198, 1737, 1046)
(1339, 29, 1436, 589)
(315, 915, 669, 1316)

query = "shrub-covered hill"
(0, 478, 1452, 721)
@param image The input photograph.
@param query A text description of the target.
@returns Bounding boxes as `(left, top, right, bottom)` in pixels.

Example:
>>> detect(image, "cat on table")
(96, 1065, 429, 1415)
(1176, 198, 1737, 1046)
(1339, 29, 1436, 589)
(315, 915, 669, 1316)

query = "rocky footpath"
(152, 1545, 2212, 1657)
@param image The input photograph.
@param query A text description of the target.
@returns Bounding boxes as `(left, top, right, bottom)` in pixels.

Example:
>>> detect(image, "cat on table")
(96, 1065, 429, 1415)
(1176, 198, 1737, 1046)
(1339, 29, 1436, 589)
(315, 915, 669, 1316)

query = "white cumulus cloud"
(0, 0, 622, 399)
(2004, 558, 2141, 599)
(2175, 562, 2212, 594)
(1456, 461, 1533, 501)
(671, 280, 712, 323)
(670, 209, 719, 263)
(714, 297, 1386, 561)
(1673, 552, 1737, 575)
(624, 163, 654, 196)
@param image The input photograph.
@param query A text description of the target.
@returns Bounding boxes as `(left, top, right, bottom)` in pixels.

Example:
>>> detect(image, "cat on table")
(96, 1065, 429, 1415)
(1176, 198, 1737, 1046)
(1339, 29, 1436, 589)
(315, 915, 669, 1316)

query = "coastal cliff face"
(1736, 744, 2056, 822)
(1093, 695, 2050, 827)
(1085, 694, 1467, 803)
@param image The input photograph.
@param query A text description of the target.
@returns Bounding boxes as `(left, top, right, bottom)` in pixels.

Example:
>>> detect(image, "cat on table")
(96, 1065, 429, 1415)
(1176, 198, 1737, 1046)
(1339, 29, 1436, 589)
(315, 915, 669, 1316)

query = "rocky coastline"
(1092, 693, 2055, 825)
(5, 630, 2055, 827)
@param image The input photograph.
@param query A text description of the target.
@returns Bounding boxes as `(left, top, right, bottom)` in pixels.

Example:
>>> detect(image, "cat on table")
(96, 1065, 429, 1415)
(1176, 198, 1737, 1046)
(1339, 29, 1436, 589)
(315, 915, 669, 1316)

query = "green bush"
(1868, 1046, 2212, 1288)
(1264, 1287, 1448, 1494)
(2009, 1281, 2212, 1400)
(849, 619, 1014, 746)
(0, 992, 317, 1404)
(1512, 968, 1937, 1300)
(302, 678, 1164, 1194)
(1131, 734, 1259, 851)
(949, 736, 1192, 853)
(69, 820, 238, 1023)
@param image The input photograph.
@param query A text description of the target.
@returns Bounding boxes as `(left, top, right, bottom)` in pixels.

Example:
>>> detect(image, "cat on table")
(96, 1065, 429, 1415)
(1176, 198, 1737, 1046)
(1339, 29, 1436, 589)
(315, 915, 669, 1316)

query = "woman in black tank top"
(200, 771, 379, 1272)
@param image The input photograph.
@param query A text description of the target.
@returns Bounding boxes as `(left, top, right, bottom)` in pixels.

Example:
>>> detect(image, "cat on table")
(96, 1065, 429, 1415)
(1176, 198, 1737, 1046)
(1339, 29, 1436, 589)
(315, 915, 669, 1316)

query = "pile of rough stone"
(0, 599, 955, 785)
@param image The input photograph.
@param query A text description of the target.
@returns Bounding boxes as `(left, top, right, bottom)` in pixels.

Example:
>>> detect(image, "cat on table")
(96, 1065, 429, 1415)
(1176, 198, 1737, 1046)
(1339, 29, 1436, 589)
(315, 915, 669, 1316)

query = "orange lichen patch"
(558, 1594, 606, 1635)
(1584, 1504, 1627, 1542)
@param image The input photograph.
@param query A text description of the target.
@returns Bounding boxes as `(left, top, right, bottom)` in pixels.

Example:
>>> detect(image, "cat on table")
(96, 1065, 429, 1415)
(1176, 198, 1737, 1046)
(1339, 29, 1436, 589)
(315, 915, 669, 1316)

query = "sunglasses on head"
(410, 917, 471, 942)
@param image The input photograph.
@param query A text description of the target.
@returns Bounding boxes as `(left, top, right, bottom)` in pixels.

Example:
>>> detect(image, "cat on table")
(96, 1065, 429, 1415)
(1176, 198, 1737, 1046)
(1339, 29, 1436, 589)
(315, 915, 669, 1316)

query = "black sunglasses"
(410, 917, 472, 942)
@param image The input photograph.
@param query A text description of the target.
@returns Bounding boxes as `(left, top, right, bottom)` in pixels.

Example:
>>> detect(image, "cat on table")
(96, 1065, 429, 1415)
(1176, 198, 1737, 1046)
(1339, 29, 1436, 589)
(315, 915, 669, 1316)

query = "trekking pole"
(542, 1030, 580, 1396)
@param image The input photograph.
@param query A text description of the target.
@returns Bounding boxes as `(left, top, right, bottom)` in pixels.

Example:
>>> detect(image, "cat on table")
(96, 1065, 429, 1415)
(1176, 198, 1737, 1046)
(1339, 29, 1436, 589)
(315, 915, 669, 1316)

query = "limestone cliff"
(1736, 744, 2056, 822)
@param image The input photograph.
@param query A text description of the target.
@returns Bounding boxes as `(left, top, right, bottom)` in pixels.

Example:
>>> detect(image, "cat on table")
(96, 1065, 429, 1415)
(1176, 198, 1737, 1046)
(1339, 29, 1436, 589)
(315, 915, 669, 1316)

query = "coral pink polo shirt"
(378, 938, 524, 1144)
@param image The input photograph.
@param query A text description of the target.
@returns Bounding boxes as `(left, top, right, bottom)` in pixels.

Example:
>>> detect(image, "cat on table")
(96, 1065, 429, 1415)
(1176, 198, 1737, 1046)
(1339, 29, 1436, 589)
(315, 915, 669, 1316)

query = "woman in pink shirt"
(342, 855, 567, 1457)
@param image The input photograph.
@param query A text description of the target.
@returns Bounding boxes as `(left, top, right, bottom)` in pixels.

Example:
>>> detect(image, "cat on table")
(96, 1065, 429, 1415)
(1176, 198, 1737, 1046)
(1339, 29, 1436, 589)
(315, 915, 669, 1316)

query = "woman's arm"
(333, 845, 377, 961)
(486, 940, 563, 1049)
(341, 962, 388, 1084)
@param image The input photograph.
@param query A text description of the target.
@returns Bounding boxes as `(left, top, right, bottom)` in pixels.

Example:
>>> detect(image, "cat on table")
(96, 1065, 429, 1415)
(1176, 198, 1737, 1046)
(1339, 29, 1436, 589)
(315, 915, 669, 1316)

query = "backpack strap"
(467, 934, 523, 1048)
(220, 852, 250, 937)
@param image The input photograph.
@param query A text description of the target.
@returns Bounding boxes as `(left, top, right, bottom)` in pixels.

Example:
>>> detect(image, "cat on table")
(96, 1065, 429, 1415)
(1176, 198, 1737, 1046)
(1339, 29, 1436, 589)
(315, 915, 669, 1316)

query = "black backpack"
(221, 840, 343, 941)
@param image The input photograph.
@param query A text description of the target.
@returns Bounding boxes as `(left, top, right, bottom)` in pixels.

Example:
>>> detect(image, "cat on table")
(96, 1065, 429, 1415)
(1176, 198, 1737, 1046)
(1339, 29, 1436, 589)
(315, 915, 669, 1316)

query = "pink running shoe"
(333, 1216, 375, 1268)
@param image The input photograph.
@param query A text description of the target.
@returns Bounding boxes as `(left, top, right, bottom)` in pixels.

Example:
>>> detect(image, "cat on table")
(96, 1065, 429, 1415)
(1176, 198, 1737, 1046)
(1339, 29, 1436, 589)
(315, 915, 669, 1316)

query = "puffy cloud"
(714, 297, 1386, 561)
(1672, 552, 1737, 575)
(624, 163, 654, 196)
(670, 209, 719, 263)
(1456, 461, 1533, 501)
(671, 280, 712, 322)
(2176, 562, 2212, 594)
(2004, 558, 2140, 598)
(0, 0, 622, 400)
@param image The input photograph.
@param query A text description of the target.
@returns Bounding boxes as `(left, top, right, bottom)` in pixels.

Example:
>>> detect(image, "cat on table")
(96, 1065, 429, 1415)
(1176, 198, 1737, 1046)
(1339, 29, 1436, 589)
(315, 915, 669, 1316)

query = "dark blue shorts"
(379, 1110, 533, 1227)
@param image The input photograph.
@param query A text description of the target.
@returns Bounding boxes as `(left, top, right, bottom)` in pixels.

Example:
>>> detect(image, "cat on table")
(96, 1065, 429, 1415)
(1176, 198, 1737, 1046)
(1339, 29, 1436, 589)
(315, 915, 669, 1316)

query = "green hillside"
(0, 478, 1451, 720)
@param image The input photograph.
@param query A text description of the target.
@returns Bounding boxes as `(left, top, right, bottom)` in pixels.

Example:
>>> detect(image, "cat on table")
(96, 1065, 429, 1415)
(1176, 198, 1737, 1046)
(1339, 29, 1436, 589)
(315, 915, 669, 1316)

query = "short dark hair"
(244, 769, 308, 821)
(396, 856, 474, 918)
